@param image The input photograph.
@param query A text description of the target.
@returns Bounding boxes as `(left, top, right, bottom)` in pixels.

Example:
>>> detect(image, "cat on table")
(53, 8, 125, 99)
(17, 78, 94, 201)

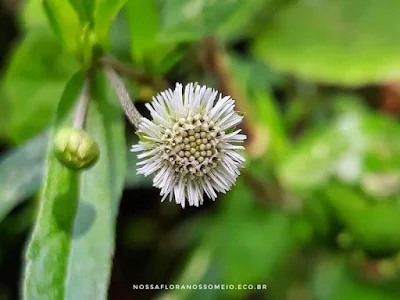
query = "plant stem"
(100, 56, 168, 91)
(73, 80, 90, 129)
(104, 66, 143, 129)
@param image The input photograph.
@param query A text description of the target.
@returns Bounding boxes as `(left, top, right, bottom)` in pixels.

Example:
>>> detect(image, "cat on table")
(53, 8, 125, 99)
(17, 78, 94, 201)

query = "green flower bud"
(53, 128, 99, 171)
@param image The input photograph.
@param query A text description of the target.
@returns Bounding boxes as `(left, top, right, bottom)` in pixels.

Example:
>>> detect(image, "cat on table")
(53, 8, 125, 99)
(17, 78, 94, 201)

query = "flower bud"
(53, 128, 99, 171)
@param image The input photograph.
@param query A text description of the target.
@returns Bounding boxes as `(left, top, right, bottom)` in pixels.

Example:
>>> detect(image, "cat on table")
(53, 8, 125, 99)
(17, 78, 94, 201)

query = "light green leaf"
(43, 0, 82, 53)
(159, 0, 242, 42)
(23, 70, 126, 300)
(126, 0, 159, 64)
(125, 1, 183, 74)
(1, 28, 78, 144)
(21, 0, 47, 28)
(94, 0, 127, 46)
(216, 0, 271, 40)
(67, 0, 95, 23)
(313, 255, 400, 300)
(253, 0, 400, 85)
(0, 132, 48, 223)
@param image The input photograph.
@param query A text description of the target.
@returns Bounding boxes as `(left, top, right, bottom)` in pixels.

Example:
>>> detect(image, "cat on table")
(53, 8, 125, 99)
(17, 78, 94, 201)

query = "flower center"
(160, 114, 222, 178)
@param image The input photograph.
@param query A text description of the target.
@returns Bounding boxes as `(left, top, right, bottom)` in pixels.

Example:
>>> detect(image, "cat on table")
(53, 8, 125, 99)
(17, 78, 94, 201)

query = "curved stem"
(104, 66, 143, 129)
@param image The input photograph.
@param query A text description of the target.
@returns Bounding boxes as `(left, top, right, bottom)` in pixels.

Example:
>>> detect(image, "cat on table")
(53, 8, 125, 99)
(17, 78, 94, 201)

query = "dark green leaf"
(0, 132, 48, 223)
(23, 70, 126, 299)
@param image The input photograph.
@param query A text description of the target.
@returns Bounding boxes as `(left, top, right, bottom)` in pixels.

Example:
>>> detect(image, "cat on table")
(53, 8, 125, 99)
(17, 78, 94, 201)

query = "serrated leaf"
(23, 70, 126, 300)
(1, 28, 78, 144)
(43, 0, 81, 53)
(253, 0, 400, 85)
(0, 132, 48, 223)
(94, 0, 127, 46)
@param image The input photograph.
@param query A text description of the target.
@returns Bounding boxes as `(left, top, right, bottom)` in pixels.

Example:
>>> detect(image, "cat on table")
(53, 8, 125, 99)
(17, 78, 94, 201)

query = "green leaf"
(0, 132, 48, 223)
(94, 0, 127, 46)
(126, 0, 159, 64)
(207, 181, 306, 289)
(1, 28, 78, 144)
(324, 182, 400, 257)
(23, 71, 126, 299)
(21, 0, 48, 28)
(216, 0, 271, 40)
(253, 0, 400, 85)
(312, 255, 400, 300)
(67, 0, 95, 23)
(43, 0, 82, 53)
(0, 133, 149, 226)
(159, 0, 243, 42)
(125, 1, 183, 74)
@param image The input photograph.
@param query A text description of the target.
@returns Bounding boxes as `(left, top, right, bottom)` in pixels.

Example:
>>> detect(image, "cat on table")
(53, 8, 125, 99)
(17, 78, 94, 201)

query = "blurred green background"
(1, 0, 400, 299)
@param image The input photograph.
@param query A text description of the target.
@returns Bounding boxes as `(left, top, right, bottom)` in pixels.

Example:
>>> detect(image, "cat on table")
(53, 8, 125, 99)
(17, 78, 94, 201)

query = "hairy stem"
(104, 66, 143, 129)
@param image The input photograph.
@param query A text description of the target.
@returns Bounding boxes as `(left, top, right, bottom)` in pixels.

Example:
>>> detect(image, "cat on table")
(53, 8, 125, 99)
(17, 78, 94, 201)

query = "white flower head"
(131, 83, 246, 208)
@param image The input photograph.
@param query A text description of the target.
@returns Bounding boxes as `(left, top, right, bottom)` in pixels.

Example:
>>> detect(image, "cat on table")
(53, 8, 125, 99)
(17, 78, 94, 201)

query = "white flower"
(131, 83, 246, 208)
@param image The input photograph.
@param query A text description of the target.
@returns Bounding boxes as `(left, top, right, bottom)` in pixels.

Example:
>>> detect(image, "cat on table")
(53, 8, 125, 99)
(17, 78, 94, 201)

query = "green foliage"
(253, 0, 400, 85)
(159, 0, 242, 42)
(209, 182, 303, 287)
(126, 0, 183, 74)
(1, 0, 400, 299)
(67, 0, 95, 23)
(43, 0, 81, 53)
(0, 133, 47, 223)
(1, 28, 78, 144)
(23, 71, 126, 299)
(93, 0, 127, 46)
(312, 256, 400, 300)
(229, 53, 289, 161)
(279, 97, 400, 192)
